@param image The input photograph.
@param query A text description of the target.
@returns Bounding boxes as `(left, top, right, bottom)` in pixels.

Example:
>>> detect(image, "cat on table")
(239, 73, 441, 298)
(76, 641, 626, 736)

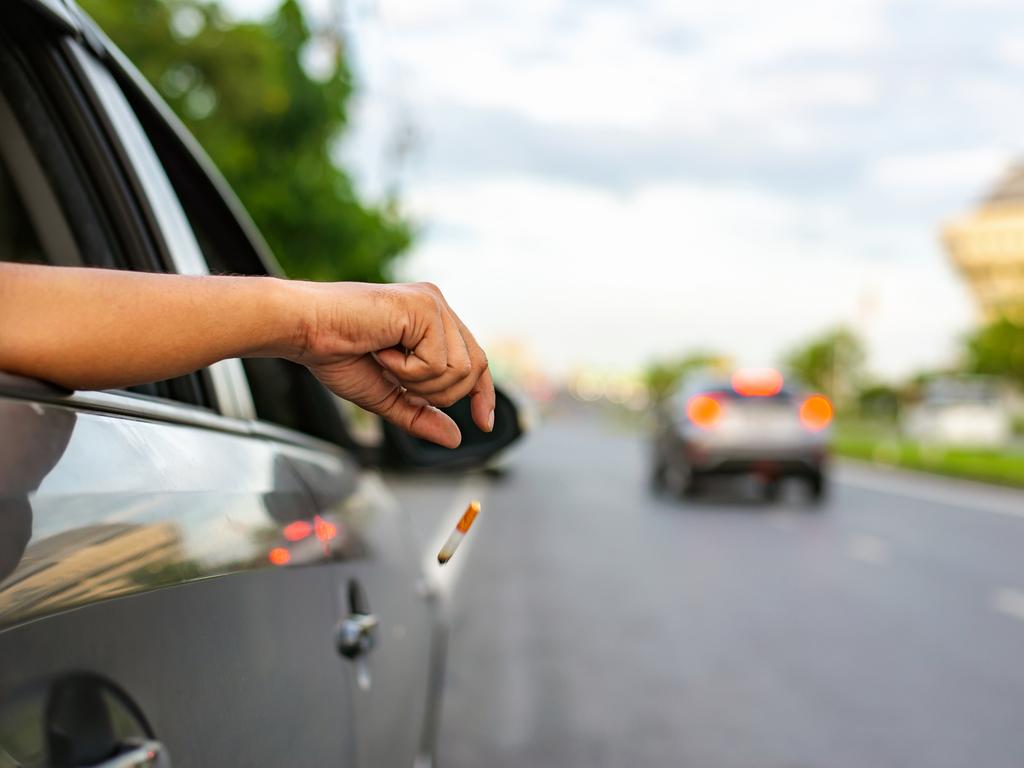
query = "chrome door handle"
(88, 739, 170, 768)
(336, 613, 379, 660)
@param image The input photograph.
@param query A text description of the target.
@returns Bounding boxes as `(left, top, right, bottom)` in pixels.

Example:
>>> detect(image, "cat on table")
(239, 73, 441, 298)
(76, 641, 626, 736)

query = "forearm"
(0, 263, 304, 390)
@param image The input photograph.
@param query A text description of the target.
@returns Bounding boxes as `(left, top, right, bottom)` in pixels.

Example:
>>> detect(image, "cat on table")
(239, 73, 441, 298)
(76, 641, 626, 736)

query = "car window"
(0, 142, 62, 268)
(0, 63, 82, 268)
(0, 17, 208, 406)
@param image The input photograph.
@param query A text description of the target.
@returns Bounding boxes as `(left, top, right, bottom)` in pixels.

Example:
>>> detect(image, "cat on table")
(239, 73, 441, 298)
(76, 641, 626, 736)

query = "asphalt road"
(393, 407, 1024, 768)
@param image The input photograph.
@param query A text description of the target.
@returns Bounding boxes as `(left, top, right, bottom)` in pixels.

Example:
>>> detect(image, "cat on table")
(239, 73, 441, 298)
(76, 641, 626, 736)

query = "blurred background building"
(943, 165, 1024, 322)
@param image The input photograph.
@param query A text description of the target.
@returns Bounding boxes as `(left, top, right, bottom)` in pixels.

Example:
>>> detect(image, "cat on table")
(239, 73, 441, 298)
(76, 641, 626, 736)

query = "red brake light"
(686, 394, 723, 428)
(314, 515, 337, 542)
(731, 368, 784, 397)
(283, 520, 313, 542)
(800, 394, 833, 431)
(268, 547, 291, 566)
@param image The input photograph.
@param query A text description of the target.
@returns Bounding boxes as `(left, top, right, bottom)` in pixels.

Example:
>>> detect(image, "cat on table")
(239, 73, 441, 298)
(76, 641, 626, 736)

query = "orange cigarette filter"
(438, 500, 480, 565)
(456, 502, 479, 533)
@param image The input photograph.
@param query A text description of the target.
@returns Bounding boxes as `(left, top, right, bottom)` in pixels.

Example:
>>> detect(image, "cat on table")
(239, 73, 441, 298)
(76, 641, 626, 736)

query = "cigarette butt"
(437, 500, 480, 565)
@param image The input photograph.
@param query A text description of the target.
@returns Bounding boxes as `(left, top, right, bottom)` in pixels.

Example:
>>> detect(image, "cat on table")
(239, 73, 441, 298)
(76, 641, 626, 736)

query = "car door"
(85, 13, 441, 764)
(1, 6, 440, 766)
(0, 10, 364, 766)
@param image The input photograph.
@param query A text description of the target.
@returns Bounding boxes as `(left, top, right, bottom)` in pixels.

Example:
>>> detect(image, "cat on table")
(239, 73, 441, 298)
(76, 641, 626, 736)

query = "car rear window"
(698, 385, 796, 402)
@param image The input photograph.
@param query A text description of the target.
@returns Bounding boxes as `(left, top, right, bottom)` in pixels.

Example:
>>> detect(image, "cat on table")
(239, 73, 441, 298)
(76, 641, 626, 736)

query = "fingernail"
(487, 409, 495, 432)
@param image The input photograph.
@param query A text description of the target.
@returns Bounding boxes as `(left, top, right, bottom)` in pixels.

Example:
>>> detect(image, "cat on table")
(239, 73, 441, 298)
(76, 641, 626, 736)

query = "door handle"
(87, 739, 169, 768)
(336, 613, 379, 659)
(336, 612, 378, 692)
(336, 579, 377, 690)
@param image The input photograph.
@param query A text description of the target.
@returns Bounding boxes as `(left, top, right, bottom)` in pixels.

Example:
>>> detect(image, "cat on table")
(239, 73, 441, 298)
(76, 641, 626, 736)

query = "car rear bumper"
(685, 444, 828, 476)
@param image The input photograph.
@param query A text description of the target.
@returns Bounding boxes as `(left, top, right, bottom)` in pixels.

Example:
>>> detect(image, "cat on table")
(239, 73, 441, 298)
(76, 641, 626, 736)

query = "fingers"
(317, 355, 463, 448)
(306, 281, 494, 445)
(384, 393, 463, 449)
(375, 285, 493, 429)
(469, 365, 497, 433)
(373, 290, 448, 382)
(436, 309, 495, 432)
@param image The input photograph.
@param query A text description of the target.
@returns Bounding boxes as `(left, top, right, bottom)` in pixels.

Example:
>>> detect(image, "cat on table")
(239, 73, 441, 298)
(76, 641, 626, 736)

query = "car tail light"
(799, 394, 833, 431)
(732, 368, 784, 397)
(283, 520, 313, 542)
(686, 394, 723, 429)
(314, 515, 337, 542)
(269, 547, 291, 566)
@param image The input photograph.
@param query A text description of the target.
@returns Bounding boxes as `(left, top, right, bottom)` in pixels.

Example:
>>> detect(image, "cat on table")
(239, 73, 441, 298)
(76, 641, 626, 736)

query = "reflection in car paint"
(0, 399, 372, 629)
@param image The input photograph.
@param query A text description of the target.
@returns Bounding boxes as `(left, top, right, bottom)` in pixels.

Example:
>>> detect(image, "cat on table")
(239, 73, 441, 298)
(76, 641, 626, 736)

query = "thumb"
(382, 392, 463, 449)
(324, 356, 463, 449)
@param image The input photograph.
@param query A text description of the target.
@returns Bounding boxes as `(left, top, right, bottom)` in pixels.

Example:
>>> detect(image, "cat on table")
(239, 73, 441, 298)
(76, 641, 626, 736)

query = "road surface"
(392, 407, 1024, 768)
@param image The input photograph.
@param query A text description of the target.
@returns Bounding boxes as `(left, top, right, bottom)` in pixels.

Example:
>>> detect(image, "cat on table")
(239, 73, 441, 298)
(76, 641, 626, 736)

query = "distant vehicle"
(903, 375, 1013, 446)
(651, 368, 832, 502)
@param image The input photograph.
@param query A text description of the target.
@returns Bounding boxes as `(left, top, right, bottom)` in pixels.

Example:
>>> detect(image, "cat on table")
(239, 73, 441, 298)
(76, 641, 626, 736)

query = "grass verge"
(834, 422, 1024, 489)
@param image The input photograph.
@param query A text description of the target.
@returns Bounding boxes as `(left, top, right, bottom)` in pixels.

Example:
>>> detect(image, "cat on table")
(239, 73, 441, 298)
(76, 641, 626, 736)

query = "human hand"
(289, 281, 495, 449)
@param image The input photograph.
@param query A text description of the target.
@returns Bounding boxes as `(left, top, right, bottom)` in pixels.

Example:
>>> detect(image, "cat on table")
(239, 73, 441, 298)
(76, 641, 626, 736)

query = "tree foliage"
(81, 0, 411, 282)
(782, 327, 865, 404)
(643, 351, 727, 402)
(964, 318, 1024, 388)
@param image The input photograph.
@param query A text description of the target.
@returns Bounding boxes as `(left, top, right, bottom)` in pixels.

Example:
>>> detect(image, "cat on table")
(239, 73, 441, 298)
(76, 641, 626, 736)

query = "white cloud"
(336, 0, 1017, 379)
(368, 0, 881, 146)
(399, 176, 971, 378)
(996, 35, 1024, 68)
(867, 148, 1010, 198)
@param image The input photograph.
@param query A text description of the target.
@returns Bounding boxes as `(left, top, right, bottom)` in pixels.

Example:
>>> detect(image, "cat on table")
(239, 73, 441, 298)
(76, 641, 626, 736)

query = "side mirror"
(381, 387, 524, 471)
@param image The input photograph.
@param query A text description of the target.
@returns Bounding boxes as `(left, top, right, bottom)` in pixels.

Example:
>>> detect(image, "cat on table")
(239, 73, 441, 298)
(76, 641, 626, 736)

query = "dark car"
(0, 2, 522, 766)
(651, 368, 832, 502)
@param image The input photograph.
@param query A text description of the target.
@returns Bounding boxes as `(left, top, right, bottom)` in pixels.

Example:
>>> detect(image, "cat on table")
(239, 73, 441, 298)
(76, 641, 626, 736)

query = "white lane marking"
(422, 475, 490, 601)
(991, 588, 1024, 622)
(847, 534, 889, 565)
(837, 461, 1024, 521)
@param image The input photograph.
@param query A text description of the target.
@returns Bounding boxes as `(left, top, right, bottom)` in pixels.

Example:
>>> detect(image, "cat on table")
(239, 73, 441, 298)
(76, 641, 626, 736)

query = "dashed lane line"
(991, 588, 1024, 622)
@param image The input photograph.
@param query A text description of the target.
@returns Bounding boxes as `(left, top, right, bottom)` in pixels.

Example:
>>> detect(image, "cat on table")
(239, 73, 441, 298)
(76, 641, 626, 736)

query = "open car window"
(0, 12, 209, 408)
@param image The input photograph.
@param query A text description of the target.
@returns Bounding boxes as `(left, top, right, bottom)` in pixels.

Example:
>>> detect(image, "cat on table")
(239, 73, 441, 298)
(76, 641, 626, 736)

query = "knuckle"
(417, 281, 441, 296)
(432, 391, 459, 408)
(415, 290, 435, 311)
(372, 386, 404, 418)
(427, 357, 448, 377)
(456, 358, 473, 376)
(472, 349, 489, 374)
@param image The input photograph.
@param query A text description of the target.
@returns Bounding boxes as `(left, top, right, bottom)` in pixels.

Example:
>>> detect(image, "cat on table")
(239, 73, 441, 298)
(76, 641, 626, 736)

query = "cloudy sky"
(264, 0, 1024, 378)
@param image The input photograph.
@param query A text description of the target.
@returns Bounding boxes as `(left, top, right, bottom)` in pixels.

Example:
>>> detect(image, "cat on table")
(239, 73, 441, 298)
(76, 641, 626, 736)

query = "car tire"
(807, 471, 827, 504)
(651, 459, 667, 492)
(664, 462, 699, 500)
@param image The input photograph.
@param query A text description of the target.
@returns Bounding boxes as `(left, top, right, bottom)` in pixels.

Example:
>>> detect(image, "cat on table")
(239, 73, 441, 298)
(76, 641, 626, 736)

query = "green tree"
(643, 351, 727, 402)
(964, 318, 1024, 387)
(81, 0, 411, 282)
(782, 327, 865, 405)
